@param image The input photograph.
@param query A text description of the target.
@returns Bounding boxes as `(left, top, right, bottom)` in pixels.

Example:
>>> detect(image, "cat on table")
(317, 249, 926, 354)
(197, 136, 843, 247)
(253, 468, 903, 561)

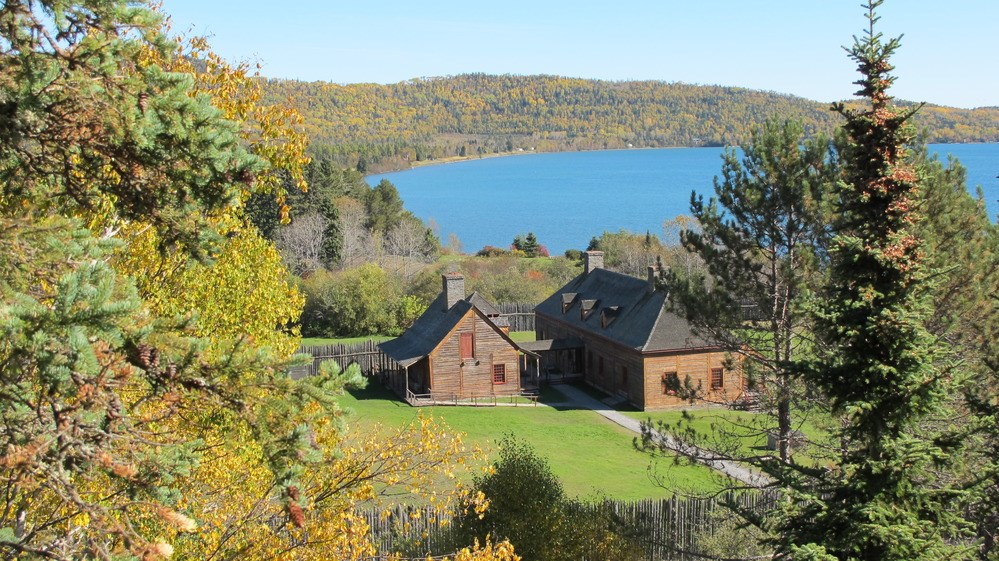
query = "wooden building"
(379, 273, 533, 403)
(532, 251, 744, 410)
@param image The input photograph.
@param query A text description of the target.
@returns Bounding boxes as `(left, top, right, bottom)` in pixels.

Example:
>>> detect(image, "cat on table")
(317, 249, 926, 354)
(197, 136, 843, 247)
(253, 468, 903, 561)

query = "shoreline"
(369, 144, 721, 176)
(367, 139, 996, 177)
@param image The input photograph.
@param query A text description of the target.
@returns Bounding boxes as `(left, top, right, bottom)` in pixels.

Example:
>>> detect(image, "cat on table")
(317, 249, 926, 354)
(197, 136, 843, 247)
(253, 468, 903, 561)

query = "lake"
(367, 144, 999, 255)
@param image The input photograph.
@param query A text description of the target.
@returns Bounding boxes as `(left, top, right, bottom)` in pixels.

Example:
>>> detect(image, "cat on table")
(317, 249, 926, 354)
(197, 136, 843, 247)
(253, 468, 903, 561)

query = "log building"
(379, 273, 532, 403)
(532, 251, 745, 409)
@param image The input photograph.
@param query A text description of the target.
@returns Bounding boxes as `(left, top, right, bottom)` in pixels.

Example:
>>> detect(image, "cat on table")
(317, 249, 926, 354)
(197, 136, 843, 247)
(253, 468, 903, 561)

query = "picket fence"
(359, 490, 779, 561)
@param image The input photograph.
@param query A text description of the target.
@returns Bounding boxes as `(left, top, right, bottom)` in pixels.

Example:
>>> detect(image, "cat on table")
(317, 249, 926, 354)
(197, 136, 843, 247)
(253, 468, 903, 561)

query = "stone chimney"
(647, 265, 659, 293)
(442, 273, 465, 311)
(584, 251, 604, 275)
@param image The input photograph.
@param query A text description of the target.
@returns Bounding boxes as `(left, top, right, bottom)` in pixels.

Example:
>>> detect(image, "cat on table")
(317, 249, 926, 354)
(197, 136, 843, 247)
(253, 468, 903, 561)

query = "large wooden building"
(532, 251, 745, 410)
(379, 273, 531, 403)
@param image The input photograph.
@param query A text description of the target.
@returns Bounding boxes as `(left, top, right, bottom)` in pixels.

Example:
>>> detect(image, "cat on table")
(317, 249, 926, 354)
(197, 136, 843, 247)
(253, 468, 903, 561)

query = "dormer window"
(600, 306, 621, 328)
(561, 293, 577, 314)
(580, 299, 598, 320)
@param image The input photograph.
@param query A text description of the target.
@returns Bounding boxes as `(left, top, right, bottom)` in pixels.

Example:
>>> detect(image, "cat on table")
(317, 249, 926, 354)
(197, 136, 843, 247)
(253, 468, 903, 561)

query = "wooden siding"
(537, 313, 745, 410)
(537, 315, 645, 408)
(642, 351, 744, 410)
(429, 309, 521, 398)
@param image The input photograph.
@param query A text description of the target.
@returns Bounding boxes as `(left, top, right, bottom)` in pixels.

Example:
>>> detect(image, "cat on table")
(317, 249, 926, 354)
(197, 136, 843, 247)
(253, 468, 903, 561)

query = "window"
(561, 293, 577, 314)
(710, 368, 724, 390)
(600, 306, 621, 328)
(662, 371, 680, 395)
(493, 364, 506, 384)
(460, 332, 474, 360)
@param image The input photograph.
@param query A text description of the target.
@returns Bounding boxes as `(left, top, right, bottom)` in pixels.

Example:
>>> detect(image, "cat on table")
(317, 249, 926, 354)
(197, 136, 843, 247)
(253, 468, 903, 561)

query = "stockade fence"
(497, 302, 535, 332)
(291, 304, 538, 379)
(290, 340, 399, 379)
(360, 490, 780, 560)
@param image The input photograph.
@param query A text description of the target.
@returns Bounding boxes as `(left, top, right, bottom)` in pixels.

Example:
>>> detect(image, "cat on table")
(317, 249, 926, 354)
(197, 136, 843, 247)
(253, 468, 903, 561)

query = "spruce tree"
(775, 3, 971, 559)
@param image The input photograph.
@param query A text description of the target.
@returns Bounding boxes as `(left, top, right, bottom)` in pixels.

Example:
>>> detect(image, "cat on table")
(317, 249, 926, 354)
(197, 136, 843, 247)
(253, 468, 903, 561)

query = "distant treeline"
(259, 73, 999, 172)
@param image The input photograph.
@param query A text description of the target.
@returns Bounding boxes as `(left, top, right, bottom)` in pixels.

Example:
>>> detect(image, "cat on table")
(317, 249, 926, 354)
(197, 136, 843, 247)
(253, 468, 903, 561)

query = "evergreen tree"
(0, 2, 349, 556)
(775, 3, 971, 559)
(365, 179, 406, 235)
(659, 118, 833, 463)
(521, 232, 540, 257)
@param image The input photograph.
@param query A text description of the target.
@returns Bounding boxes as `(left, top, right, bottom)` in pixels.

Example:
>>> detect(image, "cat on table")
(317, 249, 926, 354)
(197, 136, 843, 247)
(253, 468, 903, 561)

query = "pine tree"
(663, 118, 833, 462)
(775, 3, 972, 559)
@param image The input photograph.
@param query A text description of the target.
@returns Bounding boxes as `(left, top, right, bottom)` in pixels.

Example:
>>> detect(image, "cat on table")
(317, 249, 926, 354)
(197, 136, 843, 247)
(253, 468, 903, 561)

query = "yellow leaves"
(112, 213, 303, 359)
(449, 538, 520, 561)
(72, 512, 90, 528)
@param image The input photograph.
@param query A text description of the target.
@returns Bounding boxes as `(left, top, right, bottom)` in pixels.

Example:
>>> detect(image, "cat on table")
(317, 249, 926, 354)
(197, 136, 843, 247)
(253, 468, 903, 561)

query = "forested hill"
(260, 74, 999, 172)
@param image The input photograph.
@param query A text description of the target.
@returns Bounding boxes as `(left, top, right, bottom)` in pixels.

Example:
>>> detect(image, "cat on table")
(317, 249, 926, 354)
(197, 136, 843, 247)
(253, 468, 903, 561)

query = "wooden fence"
(291, 303, 537, 380)
(497, 302, 535, 332)
(290, 340, 399, 379)
(360, 490, 780, 561)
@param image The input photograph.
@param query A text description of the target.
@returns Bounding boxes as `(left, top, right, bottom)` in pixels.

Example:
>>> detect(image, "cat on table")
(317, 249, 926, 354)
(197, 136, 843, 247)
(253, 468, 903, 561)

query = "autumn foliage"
(0, 2, 515, 560)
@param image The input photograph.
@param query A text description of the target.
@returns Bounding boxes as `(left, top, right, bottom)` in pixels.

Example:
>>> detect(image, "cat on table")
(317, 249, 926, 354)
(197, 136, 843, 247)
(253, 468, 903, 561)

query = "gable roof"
(379, 292, 522, 368)
(466, 291, 500, 316)
(535, 268, 710, 353)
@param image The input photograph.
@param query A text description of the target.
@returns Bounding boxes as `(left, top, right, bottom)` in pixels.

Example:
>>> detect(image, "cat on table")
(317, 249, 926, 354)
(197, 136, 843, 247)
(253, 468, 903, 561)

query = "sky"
(159, 1, 999, 109)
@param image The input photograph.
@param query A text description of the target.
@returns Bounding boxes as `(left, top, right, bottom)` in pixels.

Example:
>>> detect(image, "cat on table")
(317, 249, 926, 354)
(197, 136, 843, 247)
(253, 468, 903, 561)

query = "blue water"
(368, 144, 999, 255)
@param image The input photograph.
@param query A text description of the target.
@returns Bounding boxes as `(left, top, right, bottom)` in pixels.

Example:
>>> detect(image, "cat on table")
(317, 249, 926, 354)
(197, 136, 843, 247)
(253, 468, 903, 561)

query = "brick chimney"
(584, 251, 604, 275)
(647, 265, 659, 293)
(442, 273, 465, 311)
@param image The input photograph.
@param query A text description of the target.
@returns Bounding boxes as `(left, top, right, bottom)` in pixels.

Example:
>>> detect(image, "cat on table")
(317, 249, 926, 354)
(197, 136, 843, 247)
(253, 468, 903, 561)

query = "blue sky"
(160, 1, 998, 109)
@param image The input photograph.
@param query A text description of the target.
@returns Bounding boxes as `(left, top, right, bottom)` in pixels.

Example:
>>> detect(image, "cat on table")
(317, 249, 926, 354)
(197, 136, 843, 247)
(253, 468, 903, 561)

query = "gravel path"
(552, 384, 770, 487)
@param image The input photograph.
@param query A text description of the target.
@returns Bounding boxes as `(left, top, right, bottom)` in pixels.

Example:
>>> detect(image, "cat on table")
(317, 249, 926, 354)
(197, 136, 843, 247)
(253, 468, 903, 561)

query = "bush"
(300, 263, 409, 337)
(451, 438, 645, 561)
(476, 245, 513, 257)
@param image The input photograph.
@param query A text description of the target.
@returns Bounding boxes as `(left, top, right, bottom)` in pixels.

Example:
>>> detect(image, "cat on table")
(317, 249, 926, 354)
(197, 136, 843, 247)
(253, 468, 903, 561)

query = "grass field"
(622, 407, 833, 465)
(337, 383, 724, 500)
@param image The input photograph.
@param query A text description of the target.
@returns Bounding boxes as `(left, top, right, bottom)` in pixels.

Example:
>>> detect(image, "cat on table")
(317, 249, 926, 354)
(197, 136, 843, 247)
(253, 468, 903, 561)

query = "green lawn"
(623, 407, 834, 465)
(507, 331, 535, 342)
(338, 383, 723, 500)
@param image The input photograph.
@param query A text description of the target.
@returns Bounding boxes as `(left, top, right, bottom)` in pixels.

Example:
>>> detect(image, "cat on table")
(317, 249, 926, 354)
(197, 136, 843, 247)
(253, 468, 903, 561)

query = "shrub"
(300, 263, 402, 337)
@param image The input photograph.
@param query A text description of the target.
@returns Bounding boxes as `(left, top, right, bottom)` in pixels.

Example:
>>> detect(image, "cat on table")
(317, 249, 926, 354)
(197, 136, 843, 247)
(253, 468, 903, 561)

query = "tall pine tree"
(775, 3, 971, 559)
(669, 118, 834, 463)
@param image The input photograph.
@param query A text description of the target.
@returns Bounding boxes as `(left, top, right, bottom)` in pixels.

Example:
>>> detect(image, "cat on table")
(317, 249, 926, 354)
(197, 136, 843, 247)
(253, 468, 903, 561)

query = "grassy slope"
(338, 383, 723, 500)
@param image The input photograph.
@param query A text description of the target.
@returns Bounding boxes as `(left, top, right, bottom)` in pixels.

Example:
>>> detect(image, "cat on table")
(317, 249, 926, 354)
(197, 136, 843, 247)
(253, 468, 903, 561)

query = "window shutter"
(460, 332, 474, 359)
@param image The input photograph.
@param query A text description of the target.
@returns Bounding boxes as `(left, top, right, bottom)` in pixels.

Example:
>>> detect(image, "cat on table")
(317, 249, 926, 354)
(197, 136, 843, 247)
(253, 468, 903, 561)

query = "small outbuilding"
(380, 273, 534, 404)
(533, 251, 745, 410)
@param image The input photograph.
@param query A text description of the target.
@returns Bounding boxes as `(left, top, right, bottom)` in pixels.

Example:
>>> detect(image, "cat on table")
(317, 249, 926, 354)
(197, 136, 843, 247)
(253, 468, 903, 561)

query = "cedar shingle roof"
(379, 291, 520, 367)
(535, 268, 710, 352)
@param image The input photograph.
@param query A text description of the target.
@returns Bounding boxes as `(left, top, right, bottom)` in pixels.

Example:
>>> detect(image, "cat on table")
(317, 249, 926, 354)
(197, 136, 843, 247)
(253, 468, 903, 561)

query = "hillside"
(260, 74, 999, 172)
